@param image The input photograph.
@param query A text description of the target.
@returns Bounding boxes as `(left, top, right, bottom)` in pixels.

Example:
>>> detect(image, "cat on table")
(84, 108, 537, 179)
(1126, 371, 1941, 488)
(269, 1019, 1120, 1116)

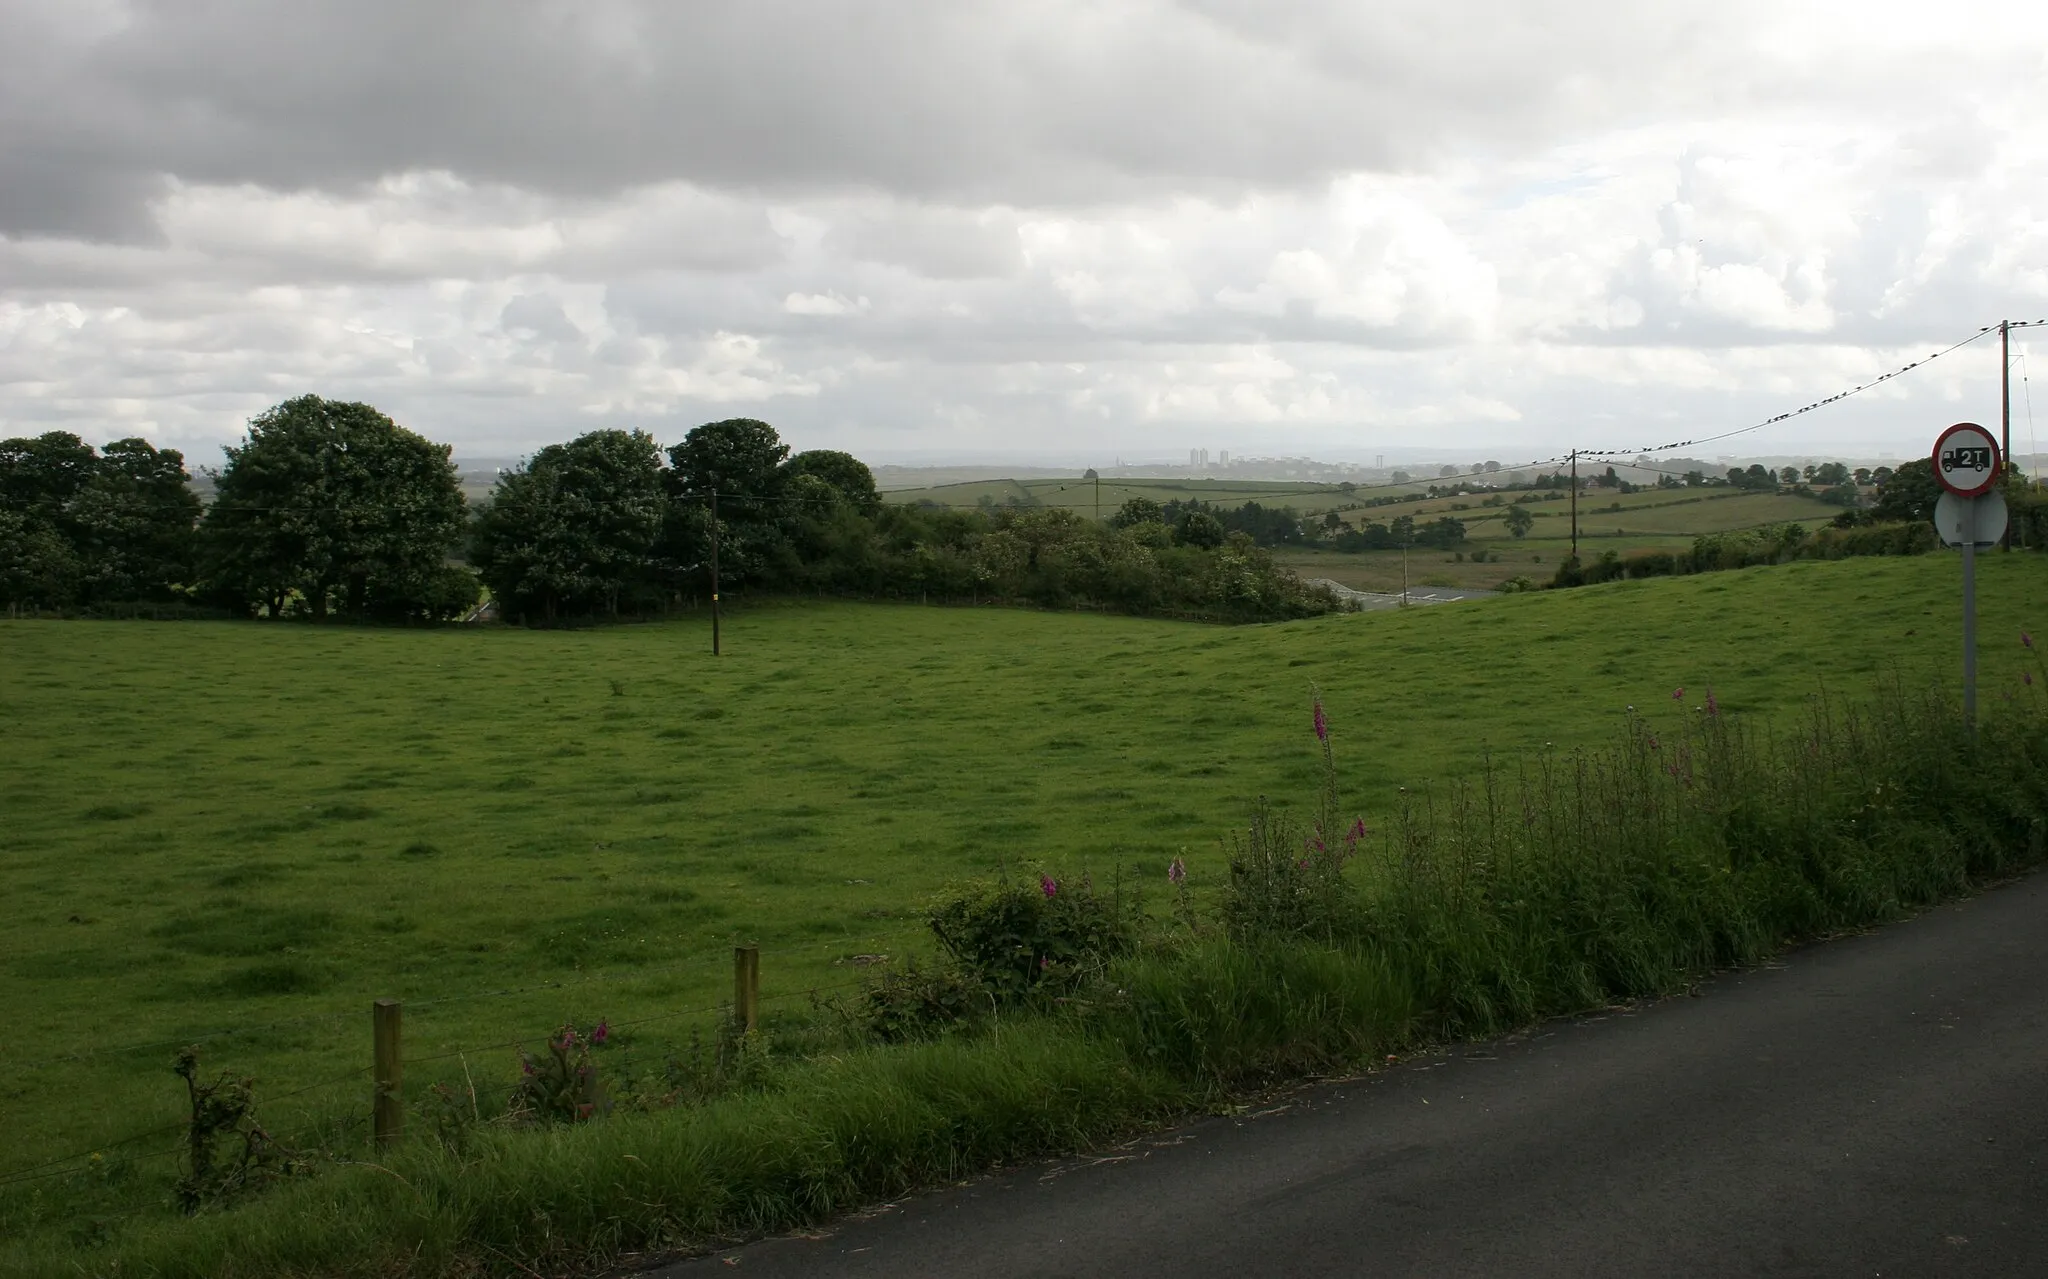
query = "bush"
(1801, 521, 1938, 560)
(851, 961, 987, 1043)
(1623, 550, 1678, 579)
(927, 872, 1138, 1002)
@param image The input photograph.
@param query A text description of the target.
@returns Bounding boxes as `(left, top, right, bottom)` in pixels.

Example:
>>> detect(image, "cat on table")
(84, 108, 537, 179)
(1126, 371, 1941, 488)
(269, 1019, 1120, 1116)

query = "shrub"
(1623, 550, 1677, 579)
(927, 871, 1138, 1002)
(851, 961, 987, 1042)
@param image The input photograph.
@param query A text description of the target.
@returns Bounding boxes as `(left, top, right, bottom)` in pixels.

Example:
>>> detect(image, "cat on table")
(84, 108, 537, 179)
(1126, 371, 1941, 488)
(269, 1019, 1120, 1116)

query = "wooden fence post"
(373, 999, 403, 1147)
(733, 946, 759, 1034)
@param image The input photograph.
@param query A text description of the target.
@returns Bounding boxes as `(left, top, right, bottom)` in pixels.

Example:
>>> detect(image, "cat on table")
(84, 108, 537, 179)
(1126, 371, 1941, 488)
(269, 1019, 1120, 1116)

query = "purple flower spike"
(2024, 630, 2034, 649)
(1167, 856, 1187, 886)
(1040, 873, 1058, 898)
(592, 1019, 610, 1045)
(1672, 686, 1684, 700)
(1313, 699, 1328, 743)
(1704, 689, 1719, 717)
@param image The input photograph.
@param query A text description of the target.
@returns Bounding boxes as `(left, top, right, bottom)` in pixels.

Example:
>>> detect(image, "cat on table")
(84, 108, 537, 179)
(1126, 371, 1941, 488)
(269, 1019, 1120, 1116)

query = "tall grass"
(10, 670, 2047, 1277)
(1350, 680, 2046, 1038)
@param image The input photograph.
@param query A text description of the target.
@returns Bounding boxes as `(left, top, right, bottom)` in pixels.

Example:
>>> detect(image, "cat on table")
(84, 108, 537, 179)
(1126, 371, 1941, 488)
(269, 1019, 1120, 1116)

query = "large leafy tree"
(200, 396, 466, 620)
(661, 418, 794, 592)
(70, 438, 203, 602)
(1870, 458, 1941, 524)
(0, 432, 99, 532)
(471, 429, 666, 623)
(0, 507, 79, 612)
(781, 449, 880, 514)
(0, 432, 201, 606)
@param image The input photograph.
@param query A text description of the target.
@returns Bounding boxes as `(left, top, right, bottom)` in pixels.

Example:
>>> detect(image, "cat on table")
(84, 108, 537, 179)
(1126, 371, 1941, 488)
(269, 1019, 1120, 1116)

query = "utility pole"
(1569, 450, 1579, 562)
(2002, 321, 2013, 551)
(708, 491, 722, 657)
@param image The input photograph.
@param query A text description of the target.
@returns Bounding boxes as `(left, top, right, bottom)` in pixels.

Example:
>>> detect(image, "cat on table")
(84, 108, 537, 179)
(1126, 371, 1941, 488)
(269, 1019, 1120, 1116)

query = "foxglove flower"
(1313, 699, 1328, 743)
(1039, 873, 1058, 898)
(1167, 857, 1187, 886)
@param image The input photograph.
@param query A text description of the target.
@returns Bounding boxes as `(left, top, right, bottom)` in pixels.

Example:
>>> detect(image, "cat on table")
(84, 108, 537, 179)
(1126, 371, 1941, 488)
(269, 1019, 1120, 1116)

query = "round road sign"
(1933, 490, 2008, 548)
(1931, 422, 2001, 497)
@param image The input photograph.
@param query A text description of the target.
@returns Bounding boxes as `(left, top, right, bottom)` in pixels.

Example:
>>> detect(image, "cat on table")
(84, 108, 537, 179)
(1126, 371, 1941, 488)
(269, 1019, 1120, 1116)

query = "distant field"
(881, 475, 1366, 515)
(4, 553, 2043, 1237)
(883, 476, 1844, 593)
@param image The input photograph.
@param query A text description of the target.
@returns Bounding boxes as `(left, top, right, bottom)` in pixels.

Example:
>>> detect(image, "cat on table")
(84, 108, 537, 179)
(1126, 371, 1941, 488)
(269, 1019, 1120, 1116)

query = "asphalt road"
(658, 871, 2048, 1278)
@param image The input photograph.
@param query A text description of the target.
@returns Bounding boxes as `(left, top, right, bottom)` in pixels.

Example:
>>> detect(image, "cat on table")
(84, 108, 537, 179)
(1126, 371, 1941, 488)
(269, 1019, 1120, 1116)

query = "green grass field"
(3, 552, 2043, 1242)
(884, 474, 1841, 593)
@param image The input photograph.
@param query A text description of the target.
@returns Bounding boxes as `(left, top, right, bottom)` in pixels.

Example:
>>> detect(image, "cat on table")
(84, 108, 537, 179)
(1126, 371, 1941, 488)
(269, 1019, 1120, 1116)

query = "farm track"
(659, 869, 2048, 1278)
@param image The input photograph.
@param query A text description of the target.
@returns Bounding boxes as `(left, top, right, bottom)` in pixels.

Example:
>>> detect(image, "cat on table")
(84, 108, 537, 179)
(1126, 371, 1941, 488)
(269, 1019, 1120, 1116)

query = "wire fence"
(3, 941, 888, 1191)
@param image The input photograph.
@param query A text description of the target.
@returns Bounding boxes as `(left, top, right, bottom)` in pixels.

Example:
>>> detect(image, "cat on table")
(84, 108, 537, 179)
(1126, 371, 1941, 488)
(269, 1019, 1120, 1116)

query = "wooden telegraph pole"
(2002, 321, 2012, 551)
(1569, 450, 1579, 562)
(709, 491, 722, 657)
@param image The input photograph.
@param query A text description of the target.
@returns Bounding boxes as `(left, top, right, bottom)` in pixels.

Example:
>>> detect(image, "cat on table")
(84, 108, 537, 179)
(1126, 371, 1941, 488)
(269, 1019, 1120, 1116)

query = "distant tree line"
(1, 397, 1339, 625)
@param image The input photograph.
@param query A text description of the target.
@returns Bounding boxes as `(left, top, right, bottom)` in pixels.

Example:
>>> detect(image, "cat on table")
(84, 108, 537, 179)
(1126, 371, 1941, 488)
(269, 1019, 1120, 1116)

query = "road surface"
(657, 870, 2048, 1277)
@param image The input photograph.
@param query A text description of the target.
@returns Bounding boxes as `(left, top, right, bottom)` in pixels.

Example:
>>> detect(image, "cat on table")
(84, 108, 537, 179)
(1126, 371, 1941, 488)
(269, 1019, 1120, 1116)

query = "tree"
(1109, 496, 1163, 529)
(1483, 460, 1502, 473)
(1438, 465, 1460, 478)
(1504, 504, 1535, 539)
(1418, 515, 1467, 550)
(0, 507, 79, 612)
(1390, 514, 1416, 545)
(1870, 458, 1941, 524)
(200, 396, 466, 620)
(781, 449, 880, 514)
(666, 418, 789, 503)
(1778, 466, 1801, 486)
(1389, 471, 1412, 485)
(1811, 462, 1850, 486)
(1, 432, 201, 604)
(471, 429, 666, 623)
(1172, 509, 1225, 549)
(0, 432, 99, 536)
(1853, 467, 1872, 485)
(70, 438, 202, 603)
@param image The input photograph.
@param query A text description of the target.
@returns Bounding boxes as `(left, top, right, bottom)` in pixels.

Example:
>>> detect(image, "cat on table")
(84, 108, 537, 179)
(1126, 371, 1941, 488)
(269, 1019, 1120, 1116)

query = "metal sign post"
(1931, 423, 2003, 730)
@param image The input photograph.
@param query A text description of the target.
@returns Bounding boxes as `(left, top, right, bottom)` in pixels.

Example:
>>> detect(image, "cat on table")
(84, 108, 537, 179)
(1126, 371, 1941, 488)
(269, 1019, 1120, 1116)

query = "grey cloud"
(824, 206, 1023, 280)
(3, 0, 1776, 241)
(499, 293, 582, 342)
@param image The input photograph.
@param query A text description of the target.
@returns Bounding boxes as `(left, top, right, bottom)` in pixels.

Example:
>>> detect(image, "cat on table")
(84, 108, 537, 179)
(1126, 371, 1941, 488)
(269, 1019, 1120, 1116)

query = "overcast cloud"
(2, 0, 2046, 465)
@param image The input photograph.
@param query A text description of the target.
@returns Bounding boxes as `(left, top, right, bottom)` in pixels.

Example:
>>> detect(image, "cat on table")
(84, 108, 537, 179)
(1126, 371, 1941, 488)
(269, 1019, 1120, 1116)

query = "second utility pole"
(1569, 450, 1579, 562)
(709, 491, 721, 656)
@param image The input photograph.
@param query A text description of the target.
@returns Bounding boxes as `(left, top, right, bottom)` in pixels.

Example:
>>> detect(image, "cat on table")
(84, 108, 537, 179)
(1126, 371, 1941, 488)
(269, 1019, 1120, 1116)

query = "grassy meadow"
(2, 551, 2043, 1250)
(883, 471, 1843, 593)
(1282, 487, 1845, 591)
(881, 474, 1356, 515)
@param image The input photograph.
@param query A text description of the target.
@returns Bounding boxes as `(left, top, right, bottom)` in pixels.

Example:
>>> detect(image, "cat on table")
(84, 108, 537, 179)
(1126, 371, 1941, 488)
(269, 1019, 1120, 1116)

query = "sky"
(2, 0, 2047, 468)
